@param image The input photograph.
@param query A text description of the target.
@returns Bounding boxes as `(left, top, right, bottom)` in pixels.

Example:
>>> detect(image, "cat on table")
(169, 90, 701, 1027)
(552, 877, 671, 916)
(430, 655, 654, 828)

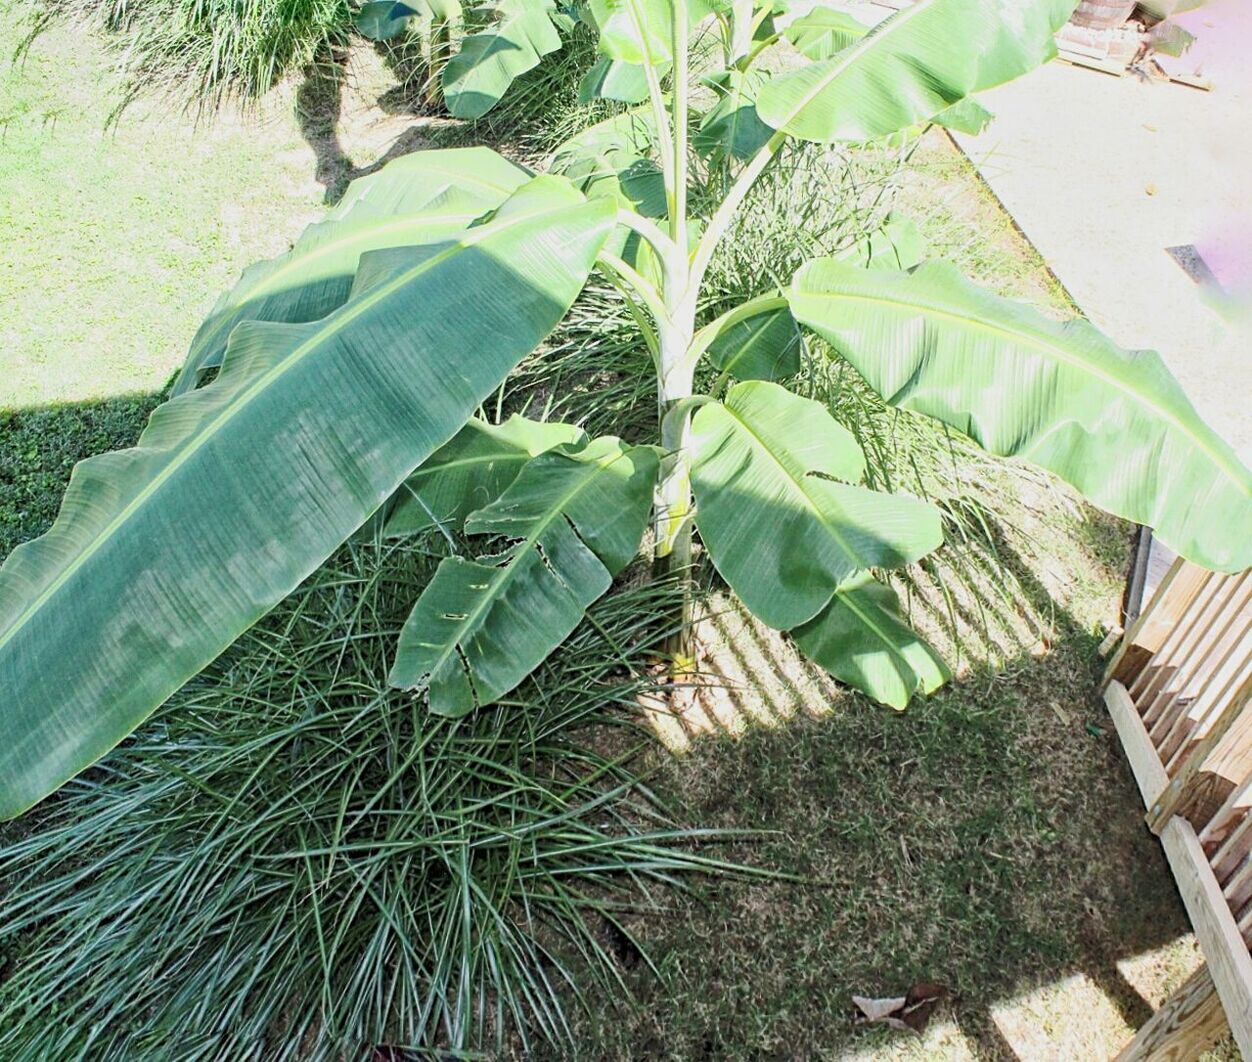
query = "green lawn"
(0, 12, 322, 409)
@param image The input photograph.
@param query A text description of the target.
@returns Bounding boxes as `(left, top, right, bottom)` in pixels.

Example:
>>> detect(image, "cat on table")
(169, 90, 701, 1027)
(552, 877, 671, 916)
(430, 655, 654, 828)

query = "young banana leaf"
(390, 436, 658, 714)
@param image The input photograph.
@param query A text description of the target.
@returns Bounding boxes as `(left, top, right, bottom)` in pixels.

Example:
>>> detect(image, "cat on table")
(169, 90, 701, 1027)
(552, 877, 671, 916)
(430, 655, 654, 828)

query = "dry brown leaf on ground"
(851, 982, 949, 1035)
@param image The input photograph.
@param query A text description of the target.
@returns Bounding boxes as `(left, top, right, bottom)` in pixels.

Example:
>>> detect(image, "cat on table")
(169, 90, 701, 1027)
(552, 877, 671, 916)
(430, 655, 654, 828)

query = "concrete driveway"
(951, 0, 1252, 466)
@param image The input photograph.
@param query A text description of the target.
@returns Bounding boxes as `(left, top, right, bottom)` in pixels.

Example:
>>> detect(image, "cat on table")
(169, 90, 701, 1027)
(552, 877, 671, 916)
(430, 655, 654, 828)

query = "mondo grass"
(0, 536, 750, 1058)
(18, 0, 354, 113)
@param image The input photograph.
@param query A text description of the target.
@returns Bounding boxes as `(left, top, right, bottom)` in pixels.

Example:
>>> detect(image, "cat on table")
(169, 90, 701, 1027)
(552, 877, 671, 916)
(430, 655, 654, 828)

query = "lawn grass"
(0, 13, 1216, 1058)
(0, 397, 159, 558)
(0, 10, 323, 408)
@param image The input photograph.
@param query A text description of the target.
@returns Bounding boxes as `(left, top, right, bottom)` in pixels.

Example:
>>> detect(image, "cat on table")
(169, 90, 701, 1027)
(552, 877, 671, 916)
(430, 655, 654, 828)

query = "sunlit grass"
(16, 0, 353, 112)
(0, 13, 322, 409)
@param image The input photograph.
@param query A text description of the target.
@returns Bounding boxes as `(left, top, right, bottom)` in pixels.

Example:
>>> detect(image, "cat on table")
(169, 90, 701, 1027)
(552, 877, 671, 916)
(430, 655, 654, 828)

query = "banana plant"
(356, 0, 573, 118)
(4, 0, 1251, 820)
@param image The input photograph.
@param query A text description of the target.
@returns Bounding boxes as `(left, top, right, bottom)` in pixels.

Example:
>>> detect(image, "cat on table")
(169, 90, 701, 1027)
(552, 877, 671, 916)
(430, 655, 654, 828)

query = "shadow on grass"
(291, 32, 601, 207)
(600, 514, 1192, 1060)
(293, 49, 442, 206)
(0, 392, 1193, 1059)
(292, 43, 486, 207)
(0, 394, 160, 563)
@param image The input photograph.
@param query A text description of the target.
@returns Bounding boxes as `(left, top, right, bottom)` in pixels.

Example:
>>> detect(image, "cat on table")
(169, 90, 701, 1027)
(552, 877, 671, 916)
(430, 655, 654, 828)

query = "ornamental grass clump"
(0, 538, 741, 1056)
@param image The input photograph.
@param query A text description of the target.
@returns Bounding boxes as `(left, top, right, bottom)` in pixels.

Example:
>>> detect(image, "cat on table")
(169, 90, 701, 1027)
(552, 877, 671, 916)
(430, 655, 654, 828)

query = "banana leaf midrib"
(773, 0, 930, 126)
(192, 204, 492, 354)
(799, 285, 1252, 491)
(406, 449, 534, 485)
(832, 581, 912, 662)
(713, 403, 867, 574)
(0, 204, 567, 658)
(411, 449, 629, 686)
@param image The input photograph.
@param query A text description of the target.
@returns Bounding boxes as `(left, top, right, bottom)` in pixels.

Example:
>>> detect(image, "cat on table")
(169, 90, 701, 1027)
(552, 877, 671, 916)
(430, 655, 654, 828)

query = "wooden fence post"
(1116, 965, 1227, 1061)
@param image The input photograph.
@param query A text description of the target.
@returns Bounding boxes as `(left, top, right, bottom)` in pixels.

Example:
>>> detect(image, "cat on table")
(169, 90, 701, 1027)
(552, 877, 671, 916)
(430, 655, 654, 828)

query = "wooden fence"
(1103, 557, 1252, 1059)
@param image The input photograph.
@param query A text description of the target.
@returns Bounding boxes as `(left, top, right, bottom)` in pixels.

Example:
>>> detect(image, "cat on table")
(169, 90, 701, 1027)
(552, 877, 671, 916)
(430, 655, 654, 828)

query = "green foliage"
(784, 6, 870, 60)
(0, 400, 158, 558)
(0, 176, 614, 819)
(756, 0, 1074, 142)
(704, 304, 801, 381)
(21, 0, 354, 109)
(442, 0, 565, 118)
(689, 381, 944, 629)
(0, 539, 743, 1056)
(21, 0, 577, 122)
(789, 257, 1252, 570)
(173, 147, 532, 395)
(792, 570, 950, 710)
(694, 69, 774, 164)
(4, 0, 1250, 840)
(390, 434, 659, 713)
(383, 414, 588, 536)
(549, 107, 667, 216)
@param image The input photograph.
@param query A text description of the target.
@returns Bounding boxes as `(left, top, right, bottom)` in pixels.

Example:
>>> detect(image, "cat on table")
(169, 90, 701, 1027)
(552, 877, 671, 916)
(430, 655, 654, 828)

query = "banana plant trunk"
(654, 301, 698, 667)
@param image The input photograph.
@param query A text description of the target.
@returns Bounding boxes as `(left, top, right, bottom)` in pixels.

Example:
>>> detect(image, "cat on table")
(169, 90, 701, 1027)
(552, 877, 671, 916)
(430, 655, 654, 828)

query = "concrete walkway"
(950, 1, 1252, 466)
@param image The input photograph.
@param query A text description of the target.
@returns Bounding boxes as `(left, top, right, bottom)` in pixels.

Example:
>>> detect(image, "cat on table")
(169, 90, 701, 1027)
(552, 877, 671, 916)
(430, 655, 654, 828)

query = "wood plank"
(1116, 965, 1228, 1061)
(1150, 675, 1252, 833)
(1211, 809, 1252, 885)
(1107, 561, 1209, 689)
(1136, 574, 1221, 710)
(1058, 51, 1129, 77)
(1199, 780, 1252, 855)
(1124, 525, 1155, 627)
(1100, 626, 1126, 658)
(1147, 574, 1251, 745)
(1160, 817, 1252, 1055)
(1106, 680, 1169, 809)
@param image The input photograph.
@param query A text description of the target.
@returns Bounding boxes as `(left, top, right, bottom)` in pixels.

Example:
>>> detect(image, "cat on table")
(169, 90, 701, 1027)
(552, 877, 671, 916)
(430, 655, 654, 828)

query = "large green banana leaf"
(0, 176, 614, 820)
(756, 0, 1074, 143)
(690, 381, 944, 629)
(791, 571, 948, 709)
(694, 69, 774, 164)
(389, 436, 657, 714)
(357, 0, 420, 39)
(383, 414, 586, 536)
(784, 6, 869, 59)
(443, 0, 564, 120)
(356, 0, 462, 40)
(549, 108, 666, 217)
(789, 258, 1252, 571)
(578, 57, 661, 103)
(587, 0, 712, 66)
(782, 8, 994, 136)
(173, 148, 529, 395)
